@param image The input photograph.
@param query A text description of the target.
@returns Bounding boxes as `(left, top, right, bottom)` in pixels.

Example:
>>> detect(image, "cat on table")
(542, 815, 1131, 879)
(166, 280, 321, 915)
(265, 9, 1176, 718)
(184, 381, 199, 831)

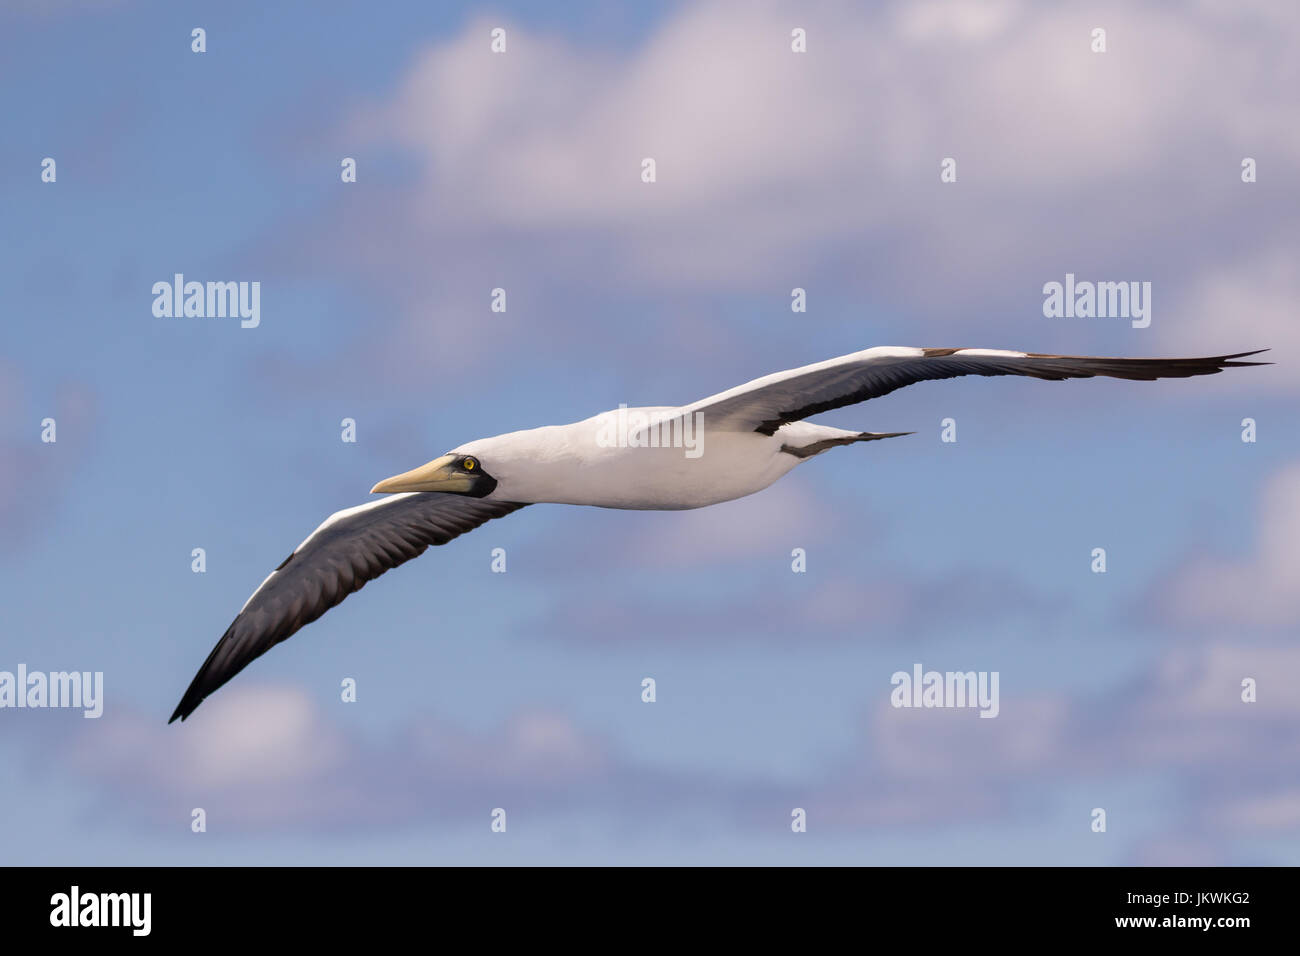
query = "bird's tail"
(854, 431, 915, 442)
(781, 430, 914, 458)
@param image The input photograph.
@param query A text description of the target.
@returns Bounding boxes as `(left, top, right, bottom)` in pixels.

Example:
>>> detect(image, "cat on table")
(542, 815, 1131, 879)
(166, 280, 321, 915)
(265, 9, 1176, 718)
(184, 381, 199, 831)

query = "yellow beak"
(370, 454, 474, 494)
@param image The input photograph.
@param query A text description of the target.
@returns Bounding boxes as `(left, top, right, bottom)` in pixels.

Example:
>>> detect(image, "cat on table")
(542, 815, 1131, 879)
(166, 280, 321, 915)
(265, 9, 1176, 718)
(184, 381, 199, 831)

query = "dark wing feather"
(170, 493, 527, 723)
(679, 347, 1269, 434)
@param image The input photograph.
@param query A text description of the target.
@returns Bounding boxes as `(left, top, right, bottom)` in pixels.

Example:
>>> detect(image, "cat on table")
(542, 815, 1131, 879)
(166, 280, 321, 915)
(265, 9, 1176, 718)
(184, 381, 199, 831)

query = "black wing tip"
(1216, 348, 1271, 367)
(166, 499, 533, 727)
(168, 694, 200, 724)
(169, 617, 244, 725)
(1024, 348, 1272, 375)
(167, 669, 208, 723)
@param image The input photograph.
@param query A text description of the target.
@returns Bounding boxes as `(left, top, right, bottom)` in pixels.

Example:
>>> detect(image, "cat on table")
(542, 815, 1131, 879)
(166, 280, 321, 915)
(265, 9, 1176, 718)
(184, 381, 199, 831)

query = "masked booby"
(170, 345, 1266, 722)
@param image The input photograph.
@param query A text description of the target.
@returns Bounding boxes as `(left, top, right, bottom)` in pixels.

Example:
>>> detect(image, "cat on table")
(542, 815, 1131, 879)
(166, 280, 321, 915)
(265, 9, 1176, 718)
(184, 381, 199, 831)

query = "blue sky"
(1, 0, 1297, 865)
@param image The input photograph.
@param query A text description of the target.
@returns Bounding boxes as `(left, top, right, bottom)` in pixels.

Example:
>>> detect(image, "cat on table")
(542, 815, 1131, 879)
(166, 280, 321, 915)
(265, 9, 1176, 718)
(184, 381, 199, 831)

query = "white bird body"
(170, 344, 1266, 722)
(453, 412, 843, 510)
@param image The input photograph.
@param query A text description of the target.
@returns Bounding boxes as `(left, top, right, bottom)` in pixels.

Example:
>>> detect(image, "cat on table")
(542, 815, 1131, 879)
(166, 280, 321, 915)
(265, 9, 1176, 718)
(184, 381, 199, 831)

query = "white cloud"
(1149, 643, 1300, 717)
(872, 695, 1067, 780)
(1221, 790, 1300, 830)
(1159, 244, 1297, 388)
(66, 685, 346, 792)
(255, 0, 1298, 392)
(352, 0, 1299, 295)
(1156, 462, 1300, 631)
(806, 634, 1300, 830)
(59, 685, 625, 829)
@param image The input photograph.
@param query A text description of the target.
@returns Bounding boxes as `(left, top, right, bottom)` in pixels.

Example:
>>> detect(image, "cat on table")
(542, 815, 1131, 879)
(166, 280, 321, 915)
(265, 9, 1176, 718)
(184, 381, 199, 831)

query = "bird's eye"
(463, 457, 477, 471)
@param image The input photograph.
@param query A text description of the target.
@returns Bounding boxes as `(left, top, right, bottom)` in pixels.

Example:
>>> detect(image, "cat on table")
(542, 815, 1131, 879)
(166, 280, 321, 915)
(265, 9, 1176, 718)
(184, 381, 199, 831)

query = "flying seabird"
(169, 345, 1266, 722)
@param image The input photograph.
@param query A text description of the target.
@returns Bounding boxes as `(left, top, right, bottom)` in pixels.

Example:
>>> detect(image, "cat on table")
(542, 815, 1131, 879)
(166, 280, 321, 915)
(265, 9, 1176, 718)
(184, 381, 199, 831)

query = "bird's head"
(370, 451, 498, 498)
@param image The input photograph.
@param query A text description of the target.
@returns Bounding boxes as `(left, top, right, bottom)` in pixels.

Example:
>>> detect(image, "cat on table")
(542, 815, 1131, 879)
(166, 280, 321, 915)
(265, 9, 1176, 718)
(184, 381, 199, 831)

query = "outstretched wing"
(170, 492, 528, 722)
(682, 346, 1268, 434)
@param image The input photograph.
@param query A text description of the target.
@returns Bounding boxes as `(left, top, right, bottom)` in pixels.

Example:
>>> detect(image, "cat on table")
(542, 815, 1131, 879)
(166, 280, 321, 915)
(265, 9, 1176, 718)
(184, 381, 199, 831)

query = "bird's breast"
(496, 424, 796, 510)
